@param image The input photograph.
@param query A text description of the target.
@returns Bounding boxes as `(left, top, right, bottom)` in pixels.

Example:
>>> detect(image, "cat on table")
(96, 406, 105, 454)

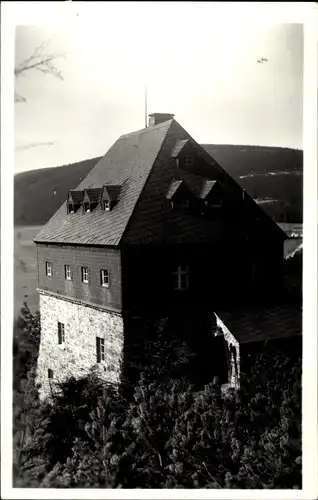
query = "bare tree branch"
(15, 39, 66, 103)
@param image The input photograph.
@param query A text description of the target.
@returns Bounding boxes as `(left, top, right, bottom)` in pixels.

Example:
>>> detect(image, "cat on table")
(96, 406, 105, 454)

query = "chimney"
(148, 113, 174, 127)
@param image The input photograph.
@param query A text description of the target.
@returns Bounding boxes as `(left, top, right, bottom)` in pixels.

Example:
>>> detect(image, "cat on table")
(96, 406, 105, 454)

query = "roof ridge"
(118, 119, 174, 140)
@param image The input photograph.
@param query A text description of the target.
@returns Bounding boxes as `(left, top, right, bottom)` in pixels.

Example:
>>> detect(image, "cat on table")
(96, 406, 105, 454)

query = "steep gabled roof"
(34, 119, 173, 245)
(35, 117, 286, 247)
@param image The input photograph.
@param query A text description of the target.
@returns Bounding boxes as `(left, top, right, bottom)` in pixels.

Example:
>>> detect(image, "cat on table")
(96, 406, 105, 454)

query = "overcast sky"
(14, 5, 304, 174)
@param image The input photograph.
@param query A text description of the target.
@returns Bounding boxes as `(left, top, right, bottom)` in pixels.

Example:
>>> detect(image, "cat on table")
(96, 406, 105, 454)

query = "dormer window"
(183, 156, 194, 168)
(175, 198, 190, 210)
(103, 200, 110, 211)
(68, 203, 75, 214)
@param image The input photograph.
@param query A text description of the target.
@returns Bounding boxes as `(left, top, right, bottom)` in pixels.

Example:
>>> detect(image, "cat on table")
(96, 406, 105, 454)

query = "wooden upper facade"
(35, 114, 286, 313)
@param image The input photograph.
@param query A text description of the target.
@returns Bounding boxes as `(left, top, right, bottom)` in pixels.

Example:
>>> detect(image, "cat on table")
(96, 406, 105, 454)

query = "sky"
(14, 5, 304, 174)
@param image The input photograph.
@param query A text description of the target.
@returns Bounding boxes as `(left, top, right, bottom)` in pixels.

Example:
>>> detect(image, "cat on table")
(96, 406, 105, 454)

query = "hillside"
(202, 145, 303, 222)
(14, 158, 100, 226)
(14, 145, 303, 226)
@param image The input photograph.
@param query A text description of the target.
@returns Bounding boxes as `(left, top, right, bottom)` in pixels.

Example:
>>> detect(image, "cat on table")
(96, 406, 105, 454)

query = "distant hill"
(202, 145, 303, 223)
(14, 145, 303, 227)
(14, 158, 100, 227)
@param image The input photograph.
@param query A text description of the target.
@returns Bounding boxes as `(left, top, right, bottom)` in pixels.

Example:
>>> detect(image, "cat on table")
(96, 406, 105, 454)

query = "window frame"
(175, 198, 190, 210)
(58, 321, 65, 344)
(173, 264, 189, 291)
(100, 269, 110, 288)
(183, 155, 194, 168)
(96, 336, 105, 363)
(46, 261, 52, 277)
(65, 264, 72, 281)
(81, 267, 89, 283)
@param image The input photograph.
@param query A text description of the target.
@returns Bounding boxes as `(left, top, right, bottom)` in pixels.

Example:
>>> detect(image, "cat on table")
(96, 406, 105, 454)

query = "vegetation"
(13, 303, 301, 489)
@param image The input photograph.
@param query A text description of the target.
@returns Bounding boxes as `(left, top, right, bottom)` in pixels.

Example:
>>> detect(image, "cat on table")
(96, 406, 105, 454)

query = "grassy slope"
(14, 146, 303, 226)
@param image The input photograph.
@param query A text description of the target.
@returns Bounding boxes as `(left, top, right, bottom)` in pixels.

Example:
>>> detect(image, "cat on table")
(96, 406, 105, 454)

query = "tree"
(14, 39, 65, 103)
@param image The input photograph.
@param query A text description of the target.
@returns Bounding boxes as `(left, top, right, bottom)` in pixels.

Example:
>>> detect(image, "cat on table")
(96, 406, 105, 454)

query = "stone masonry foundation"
(36, 292, 124, 400)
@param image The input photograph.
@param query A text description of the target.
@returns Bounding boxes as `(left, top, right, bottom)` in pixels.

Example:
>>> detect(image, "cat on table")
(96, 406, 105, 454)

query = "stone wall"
(36, 291, 124, 399)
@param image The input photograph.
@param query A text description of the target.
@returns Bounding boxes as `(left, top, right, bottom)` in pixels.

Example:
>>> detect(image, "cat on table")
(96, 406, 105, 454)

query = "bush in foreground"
(13, 305, 301, 489)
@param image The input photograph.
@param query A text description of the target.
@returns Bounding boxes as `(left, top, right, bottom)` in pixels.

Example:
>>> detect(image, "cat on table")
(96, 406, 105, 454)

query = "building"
(34, 113, 288, 398)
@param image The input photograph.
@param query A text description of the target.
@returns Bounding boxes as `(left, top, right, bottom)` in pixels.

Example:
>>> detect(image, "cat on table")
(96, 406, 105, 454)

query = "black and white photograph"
(1, 1, 317, 497)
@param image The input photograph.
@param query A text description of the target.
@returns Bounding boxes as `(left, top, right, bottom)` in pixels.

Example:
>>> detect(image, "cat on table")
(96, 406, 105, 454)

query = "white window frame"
(103, 200, 110, 211)
(65, 265, 72, 280)
(82, 267, 89, 283)
(101, 269, 109, 287)
(173, 265, 189, 291)
(46, 262, 52, 277)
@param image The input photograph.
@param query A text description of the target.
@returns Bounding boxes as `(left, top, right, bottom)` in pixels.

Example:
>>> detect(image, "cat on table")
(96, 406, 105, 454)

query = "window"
(96, 337, 105, 363)
(103, 200, 110, 211)
(68, 203, 74, 213)
(81, 267, 89, 283)
(48, 368, 54, 380)
(173, 265, 189, 291)
(83, 202, 91, 213)
(184, 156, 194, 168)
(175, 198, 190, 210)
(101, 269, 109, 287)
(57, 322, 65, 344)
(65, 265, 72, 280)
(46, 262, 52, 277)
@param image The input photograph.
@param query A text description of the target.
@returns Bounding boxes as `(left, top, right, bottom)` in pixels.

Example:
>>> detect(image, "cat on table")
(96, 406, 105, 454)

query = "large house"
(34, 113, 290, 398)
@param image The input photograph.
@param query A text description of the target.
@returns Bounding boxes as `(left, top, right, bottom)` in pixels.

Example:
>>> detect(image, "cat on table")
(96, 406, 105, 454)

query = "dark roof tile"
(215, 306, 302, 344)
